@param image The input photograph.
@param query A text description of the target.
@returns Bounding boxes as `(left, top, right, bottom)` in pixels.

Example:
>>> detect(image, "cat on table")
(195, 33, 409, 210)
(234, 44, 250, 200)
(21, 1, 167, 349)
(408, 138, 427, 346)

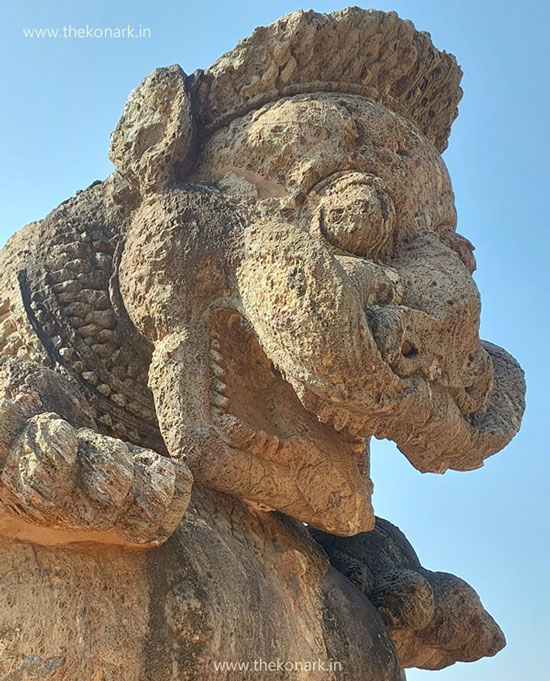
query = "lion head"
(112, 8, 525, 535)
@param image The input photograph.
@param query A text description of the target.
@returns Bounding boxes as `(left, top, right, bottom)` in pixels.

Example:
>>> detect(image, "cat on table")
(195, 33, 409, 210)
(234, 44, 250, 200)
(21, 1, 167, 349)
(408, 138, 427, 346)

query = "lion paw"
(0, 412, 193, 546)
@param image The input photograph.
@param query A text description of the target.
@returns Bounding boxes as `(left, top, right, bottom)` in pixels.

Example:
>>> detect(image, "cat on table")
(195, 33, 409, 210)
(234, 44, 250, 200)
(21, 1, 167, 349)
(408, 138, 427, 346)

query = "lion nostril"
(401, 341, 418, 358)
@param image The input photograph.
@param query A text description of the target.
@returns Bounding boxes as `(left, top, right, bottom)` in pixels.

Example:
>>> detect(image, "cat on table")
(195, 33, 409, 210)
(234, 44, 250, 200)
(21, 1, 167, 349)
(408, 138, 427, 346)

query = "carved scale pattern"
(18, 185, 163, 452)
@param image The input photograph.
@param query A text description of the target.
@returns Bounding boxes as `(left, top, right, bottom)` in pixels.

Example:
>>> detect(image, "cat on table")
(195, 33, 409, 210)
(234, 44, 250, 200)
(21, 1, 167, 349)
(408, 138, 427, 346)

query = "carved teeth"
(263, 435, 280, 459)
(316, 403, 351, 431)
(215, 414, 256, 447)
(351, 440, 366, 454)
(316, 403, 366, 436)
(211, 393, 229, 409)
(210, 362, 225, 378)
(210, 349, 223, 364)
(82, 371, 98, 385)
(247, 430, 268, 454)
(317, 404, 334, 424)
(347, 415, 366, 435)
(332, 409, 349, 432)
(211, 378, 227, 394)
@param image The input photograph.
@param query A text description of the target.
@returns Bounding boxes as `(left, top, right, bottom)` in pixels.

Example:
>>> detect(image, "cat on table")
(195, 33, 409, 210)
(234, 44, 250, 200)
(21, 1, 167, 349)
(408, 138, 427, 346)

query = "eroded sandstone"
(0, 7, 525, 680)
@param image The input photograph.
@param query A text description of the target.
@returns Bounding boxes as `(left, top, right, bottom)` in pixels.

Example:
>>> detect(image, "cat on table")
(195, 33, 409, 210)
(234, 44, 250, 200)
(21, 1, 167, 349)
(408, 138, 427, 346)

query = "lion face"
(118, 87, 524, 535)
(193, 93, 524, 482)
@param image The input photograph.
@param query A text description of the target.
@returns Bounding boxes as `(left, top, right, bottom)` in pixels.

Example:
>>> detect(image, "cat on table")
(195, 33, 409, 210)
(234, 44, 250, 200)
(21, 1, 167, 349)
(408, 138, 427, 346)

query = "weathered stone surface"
(0, 487, 402, 681)
(193, 7, 463, 152)
(0, 7, 525, 680)
(313, 518, 506, 670)
(0, 356, 193, 546)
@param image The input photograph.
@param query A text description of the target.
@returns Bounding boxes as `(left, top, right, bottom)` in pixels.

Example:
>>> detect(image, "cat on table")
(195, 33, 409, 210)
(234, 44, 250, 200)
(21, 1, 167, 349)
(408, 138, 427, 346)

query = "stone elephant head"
(111, 8, 525, 535)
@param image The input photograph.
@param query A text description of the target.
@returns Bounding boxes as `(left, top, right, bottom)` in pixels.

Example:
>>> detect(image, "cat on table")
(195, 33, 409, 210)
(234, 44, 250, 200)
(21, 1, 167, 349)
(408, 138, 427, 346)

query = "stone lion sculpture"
(0, 8, 525, 680)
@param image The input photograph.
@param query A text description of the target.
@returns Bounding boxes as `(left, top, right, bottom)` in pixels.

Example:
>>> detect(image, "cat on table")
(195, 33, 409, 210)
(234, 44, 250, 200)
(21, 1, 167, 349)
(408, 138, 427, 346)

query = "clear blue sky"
(2, 2, 548, 679)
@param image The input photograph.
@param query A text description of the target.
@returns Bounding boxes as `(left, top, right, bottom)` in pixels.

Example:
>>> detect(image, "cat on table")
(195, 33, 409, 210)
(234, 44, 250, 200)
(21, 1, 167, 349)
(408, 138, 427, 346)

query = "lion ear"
(109, 65, 194, 195)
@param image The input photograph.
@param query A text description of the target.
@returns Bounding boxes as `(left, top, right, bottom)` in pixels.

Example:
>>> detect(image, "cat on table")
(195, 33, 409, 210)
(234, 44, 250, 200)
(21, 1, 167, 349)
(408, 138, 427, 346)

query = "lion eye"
(319, 182, 396, 260)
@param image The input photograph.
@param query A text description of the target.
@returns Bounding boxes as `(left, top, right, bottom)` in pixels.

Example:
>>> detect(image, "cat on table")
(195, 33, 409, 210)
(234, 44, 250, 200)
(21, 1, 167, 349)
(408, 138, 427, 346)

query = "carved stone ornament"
(0, 8, 525, 680)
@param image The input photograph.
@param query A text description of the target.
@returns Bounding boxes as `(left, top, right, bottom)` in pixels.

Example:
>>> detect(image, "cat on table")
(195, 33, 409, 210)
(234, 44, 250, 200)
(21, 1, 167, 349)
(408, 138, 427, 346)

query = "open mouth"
(206, 308, 374, 535)
(204, 306, 525, 530)
(208, 309, 370, 447)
